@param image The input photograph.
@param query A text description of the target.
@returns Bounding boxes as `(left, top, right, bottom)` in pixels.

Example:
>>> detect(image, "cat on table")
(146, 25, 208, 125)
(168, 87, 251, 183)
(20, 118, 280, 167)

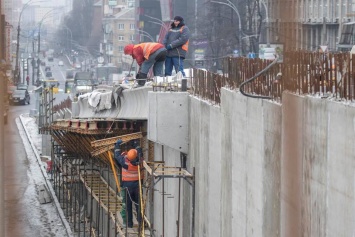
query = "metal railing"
(52, 97, 72, 113)
(191, 50, 355, 104)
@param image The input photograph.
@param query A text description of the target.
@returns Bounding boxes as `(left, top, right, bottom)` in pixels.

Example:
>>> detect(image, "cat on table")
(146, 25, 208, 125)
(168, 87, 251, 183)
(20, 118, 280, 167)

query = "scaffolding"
(49, 119, 152, 236)
(142, 156, 195, 237)
(48, 117, 195, 237)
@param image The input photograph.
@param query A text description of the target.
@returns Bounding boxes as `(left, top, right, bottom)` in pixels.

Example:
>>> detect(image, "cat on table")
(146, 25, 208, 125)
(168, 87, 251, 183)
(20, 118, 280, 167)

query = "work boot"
(137, 73, 147, 86)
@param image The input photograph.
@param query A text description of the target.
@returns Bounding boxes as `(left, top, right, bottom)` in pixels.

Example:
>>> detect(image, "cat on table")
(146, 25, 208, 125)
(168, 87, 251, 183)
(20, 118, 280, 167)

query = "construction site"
(30, 52, 355, 237)
(38, 77, 194, 236)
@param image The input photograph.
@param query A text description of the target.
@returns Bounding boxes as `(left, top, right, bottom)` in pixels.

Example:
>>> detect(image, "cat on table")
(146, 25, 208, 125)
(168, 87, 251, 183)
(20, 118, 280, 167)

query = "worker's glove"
(115, 139, 122, 149)
(130, 157, 140, 166)
(131, 139, 139, 148)
(135, 146, 143, 157)
(166, 44, 173, 50)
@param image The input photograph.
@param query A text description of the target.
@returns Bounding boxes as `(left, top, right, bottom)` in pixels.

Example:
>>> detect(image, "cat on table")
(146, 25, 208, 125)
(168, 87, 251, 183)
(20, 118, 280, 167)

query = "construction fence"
(191, 51, 355, 104)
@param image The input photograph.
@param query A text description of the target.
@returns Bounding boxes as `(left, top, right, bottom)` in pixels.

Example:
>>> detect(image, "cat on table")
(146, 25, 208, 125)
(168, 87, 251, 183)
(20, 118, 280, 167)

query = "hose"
(239, 55, 279, 99)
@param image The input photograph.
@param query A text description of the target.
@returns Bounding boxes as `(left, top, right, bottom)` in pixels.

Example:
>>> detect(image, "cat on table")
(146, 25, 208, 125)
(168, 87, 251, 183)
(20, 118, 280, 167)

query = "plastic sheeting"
(74, 86, 152, 120)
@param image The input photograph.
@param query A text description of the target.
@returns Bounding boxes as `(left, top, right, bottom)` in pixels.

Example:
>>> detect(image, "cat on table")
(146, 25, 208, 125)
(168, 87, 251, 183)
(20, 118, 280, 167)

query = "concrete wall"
(281, 93, 355, 237)
(148, 92, 190, 153)
(152, 144, 184, 237)
(188, 88, 282, 237)
(148, 89, 355, 237)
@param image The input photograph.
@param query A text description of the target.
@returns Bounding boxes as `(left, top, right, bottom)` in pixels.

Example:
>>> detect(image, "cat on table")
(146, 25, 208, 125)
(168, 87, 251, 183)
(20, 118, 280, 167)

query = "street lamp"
(36, 8, 63, 82)
(211, 0, 243, 56)
(136, 29, 155, 42)
(15, 0, 36, 84)
(260, 0, 270, 47)
(145, 14, 169, 31)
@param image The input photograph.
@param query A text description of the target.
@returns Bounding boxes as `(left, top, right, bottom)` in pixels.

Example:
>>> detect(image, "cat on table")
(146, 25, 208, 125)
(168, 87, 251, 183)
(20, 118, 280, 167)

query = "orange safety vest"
(134, 43, 162, 60)
(180, 26, 189, 52)
(121, 157, 144, 181)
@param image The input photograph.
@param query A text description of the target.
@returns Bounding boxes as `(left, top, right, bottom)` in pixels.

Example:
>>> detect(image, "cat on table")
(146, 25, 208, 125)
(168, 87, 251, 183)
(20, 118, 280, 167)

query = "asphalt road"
(4, 84, 68, 236)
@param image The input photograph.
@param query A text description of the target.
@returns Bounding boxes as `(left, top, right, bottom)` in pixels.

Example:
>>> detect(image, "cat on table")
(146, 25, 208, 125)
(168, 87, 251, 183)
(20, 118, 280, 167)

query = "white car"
(58, 61, 64, 66)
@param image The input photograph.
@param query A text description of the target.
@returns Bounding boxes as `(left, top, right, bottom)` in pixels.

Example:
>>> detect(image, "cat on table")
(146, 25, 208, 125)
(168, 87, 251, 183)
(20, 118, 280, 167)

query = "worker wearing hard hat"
(114, 139, 144, 228)
(124, 42, 167, 86)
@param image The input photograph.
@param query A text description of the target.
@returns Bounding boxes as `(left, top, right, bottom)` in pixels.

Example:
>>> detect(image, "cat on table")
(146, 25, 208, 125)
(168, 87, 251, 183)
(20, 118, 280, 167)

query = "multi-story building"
(111, 8, 136, 70)
(100, 0, 135, 70)
(267, 0, 355, 51)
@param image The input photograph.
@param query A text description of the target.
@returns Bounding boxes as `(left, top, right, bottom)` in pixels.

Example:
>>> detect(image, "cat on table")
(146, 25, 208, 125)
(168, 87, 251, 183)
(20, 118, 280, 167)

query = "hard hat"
(124, 44, 134, 55)
(127, 149, 138, 161)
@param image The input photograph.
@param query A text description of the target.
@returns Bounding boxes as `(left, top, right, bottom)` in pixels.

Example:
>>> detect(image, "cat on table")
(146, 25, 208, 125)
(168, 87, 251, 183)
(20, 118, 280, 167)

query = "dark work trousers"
(123, 182, 141, 227)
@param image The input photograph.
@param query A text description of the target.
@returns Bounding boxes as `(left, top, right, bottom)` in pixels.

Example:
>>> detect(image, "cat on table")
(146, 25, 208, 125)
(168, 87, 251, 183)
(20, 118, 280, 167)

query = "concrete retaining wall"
(188, 88, 282, 237)
(281, 93, 355, 236)
(148, 89, 355, 236)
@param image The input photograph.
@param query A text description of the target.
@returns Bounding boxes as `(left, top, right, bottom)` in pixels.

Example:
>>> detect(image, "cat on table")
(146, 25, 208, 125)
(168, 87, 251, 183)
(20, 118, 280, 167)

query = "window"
(130, 23, 135, 30)
(118, 46, 124, 52)
(118, 23, 124, 30)
(118, 36, 124, 41)
(130, 35, 135, 41)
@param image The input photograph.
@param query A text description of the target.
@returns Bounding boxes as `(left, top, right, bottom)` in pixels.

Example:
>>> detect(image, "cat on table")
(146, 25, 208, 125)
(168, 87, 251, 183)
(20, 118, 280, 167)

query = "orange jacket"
(121, 157, 144, 181)
(132, 43, 165, 66)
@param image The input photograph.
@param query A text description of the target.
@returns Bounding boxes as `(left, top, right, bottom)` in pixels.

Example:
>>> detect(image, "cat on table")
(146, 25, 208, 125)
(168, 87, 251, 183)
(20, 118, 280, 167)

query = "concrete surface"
(148, 92, 190, 153)
(74, 86, 152, 120)
(147, 88, 355, 237)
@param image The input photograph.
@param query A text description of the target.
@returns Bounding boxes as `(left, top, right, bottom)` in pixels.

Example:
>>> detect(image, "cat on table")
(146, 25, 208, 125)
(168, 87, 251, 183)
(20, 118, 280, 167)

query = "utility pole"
(15, 0, 36, 85)
(15, 22, 21, 84)
(260, 0, 270, 47)
(36, 8, 59, 83)
(37, 23, 41, 83)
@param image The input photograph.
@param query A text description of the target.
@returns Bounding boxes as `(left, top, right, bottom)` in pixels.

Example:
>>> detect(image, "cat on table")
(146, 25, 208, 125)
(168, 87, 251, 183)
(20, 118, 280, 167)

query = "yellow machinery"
(43, 79, 59, 94)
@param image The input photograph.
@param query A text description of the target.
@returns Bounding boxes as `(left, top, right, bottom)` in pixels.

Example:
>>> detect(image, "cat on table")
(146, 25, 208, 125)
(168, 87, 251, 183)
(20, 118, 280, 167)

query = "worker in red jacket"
(124, 42, 166, 85)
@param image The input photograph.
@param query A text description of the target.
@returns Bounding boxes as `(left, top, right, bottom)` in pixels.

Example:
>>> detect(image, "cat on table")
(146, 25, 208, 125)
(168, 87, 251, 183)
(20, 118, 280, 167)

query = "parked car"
(10, 89, 30, 105)
(41, 61, 46, 66)
(58, 60, 64, 66)
(45, 66, 51, 72)
(17, 83, 28, 90)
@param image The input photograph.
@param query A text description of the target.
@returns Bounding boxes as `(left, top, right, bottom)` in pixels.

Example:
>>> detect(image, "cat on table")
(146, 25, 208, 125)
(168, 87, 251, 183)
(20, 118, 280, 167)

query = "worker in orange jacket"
(114, 139, 144, 228)
(124, 42, 167, 85)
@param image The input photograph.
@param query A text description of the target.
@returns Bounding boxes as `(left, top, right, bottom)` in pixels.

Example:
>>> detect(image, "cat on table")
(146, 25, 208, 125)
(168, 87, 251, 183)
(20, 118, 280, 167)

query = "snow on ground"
(20, 113, 42, 155)
(16, 115, 69, 237)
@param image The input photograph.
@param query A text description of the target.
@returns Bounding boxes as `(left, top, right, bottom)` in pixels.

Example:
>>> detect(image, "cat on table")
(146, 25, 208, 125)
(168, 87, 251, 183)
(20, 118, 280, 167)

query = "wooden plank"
(143, 161, 153, 175)
(91, 132, 143, 147)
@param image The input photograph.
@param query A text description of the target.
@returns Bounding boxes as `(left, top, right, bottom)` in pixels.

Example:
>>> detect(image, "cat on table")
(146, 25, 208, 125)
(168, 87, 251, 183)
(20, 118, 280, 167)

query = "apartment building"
(111, 8, 136, 69)
(267, 0, 355, 51)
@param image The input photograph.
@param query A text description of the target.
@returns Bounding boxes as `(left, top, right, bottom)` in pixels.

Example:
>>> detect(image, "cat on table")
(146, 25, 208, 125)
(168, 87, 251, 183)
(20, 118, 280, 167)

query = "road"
(40, 55, 71, 91)
(4, 77, 69, 235)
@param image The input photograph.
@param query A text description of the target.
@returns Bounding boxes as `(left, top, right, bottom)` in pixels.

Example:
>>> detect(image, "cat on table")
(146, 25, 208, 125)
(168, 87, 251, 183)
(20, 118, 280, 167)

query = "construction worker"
(114, 139, 144, 228)
(123, 42, 167, 86)
(163, 16, 190, 77)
